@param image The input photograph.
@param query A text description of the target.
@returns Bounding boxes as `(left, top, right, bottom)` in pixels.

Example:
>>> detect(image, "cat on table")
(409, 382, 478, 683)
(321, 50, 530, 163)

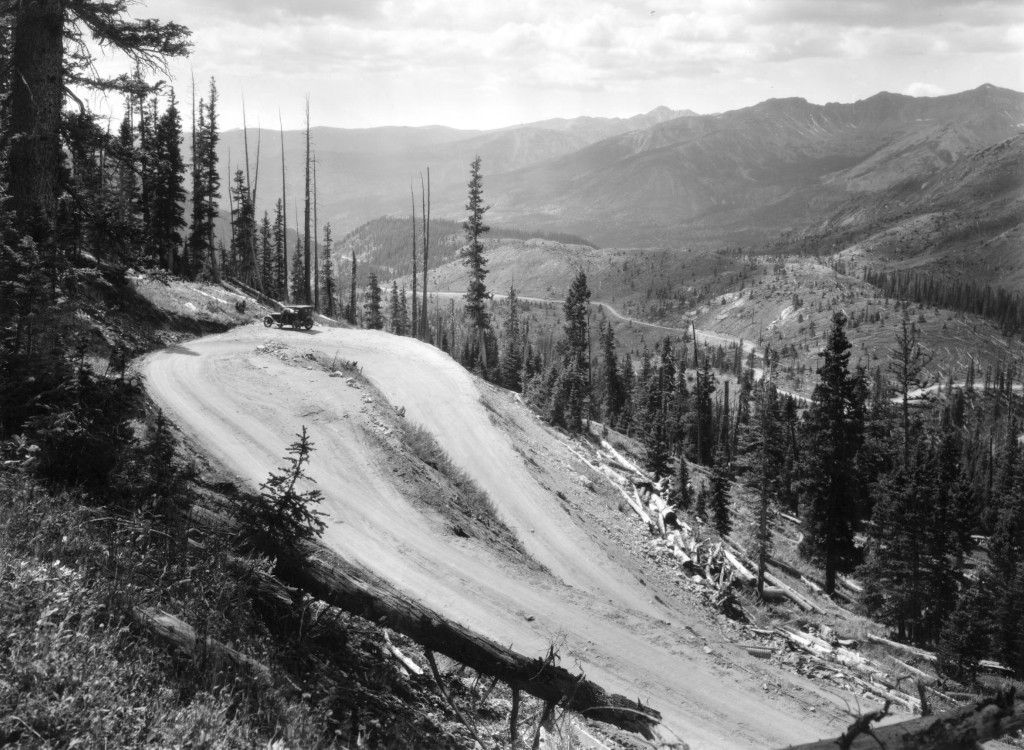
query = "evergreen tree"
(187, 79, 220, 280)
(668, 453, 693, 510)
(599, 322, 624, 425)
(271, 199, 286, 299)
(937, 583, 991, 684)
(500, 286, 523, 391)
(364, 273, 383, 330)
(149, 90, 186, 272)
(692, 354, 716, 465)
(860, 442, 961, 643)
(460, 155, 491, 367)
(258, 211, 273, 296)
(320, 223, 336, 318)
(345, 250, 357, 324)
(397, 285, 410, 336)
(644, 419, 671, 480)
(289, 237, 305, 304)
(553, 271, 592, 431)
(234, 426, 326, 565)
(4, 0, 190, 243)
(389, 281, 403, 334)
(889, 310, 932, 466)
(709, 444, 732, 536)
(797, 312, 868, 594)
(229, 168, 257, 286)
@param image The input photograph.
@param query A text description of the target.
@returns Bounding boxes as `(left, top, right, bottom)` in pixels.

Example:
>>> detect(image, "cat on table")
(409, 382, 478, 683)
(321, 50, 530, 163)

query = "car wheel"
(304, 320, 313, 330)
(263, 316, 274, 328)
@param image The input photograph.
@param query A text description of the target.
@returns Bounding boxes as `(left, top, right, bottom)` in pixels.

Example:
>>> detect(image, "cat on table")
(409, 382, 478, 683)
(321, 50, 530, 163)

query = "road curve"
(142, 324, 848, 749)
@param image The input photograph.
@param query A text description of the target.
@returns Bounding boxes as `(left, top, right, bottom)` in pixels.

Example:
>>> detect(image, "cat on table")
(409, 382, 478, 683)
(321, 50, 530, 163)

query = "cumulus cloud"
(134, 0, 1022, 129)
(904, 82, 947, 97)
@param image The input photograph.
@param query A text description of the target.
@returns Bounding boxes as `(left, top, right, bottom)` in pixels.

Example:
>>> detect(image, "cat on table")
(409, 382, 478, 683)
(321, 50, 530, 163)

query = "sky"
(88, 0, 1024, 132)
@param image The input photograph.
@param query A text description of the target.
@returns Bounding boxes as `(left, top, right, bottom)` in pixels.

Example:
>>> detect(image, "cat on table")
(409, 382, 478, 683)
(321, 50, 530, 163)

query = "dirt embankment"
(143, 323, 867, 749)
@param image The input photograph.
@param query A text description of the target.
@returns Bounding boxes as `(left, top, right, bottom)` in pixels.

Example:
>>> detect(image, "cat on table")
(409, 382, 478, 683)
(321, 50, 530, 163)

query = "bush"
(23, 347, 138, 489)
(234, 426, 327, 564)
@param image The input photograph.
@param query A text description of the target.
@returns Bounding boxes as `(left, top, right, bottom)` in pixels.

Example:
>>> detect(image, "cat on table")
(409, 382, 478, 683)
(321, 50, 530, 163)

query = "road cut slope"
(143, 324, 852, 749)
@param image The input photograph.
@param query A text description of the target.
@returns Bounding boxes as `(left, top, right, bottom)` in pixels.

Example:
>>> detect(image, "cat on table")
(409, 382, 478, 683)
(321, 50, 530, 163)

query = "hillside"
(392, 237, 1017, 394)
(328, 216, 596, 286)
(486, 85, 1024, 247)
(211, 87, 1021, 243)
(209, 106, 695, 239)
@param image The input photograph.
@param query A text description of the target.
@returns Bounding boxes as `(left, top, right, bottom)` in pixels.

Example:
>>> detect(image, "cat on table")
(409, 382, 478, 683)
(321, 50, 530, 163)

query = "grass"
(0, 477, 332, 749)
(401, 421, 503, 527)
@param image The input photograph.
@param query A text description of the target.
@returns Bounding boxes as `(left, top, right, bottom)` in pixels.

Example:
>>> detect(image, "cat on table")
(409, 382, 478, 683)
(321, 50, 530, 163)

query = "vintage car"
(263, 305, 314, 330)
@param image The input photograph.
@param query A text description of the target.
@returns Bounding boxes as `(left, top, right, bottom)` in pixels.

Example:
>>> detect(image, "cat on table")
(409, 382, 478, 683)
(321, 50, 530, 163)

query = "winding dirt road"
(143, 323, 852, 748)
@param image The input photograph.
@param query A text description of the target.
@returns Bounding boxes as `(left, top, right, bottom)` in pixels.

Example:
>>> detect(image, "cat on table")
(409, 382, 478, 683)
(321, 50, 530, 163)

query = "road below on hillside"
(143, 323, 855, 749)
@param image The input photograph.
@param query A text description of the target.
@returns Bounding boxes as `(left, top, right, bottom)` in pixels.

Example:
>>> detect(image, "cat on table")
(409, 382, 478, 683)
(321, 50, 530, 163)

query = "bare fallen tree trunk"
(131, 606, 278, 686)
(271, 544, 662, 738)
(780, 690, 1024, 750)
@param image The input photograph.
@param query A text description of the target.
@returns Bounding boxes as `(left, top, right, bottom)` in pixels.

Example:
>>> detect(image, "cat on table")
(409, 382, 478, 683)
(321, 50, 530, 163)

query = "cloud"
(129, 0, 1022, 130)
(903, 82, 946, 97)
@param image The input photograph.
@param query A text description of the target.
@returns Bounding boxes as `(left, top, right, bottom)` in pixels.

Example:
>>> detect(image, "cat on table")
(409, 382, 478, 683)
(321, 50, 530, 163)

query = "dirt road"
(143, 324, 852, 748)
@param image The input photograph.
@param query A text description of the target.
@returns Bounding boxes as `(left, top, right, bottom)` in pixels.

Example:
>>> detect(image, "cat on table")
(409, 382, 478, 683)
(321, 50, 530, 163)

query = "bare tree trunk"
(411, 184, 418, 337)
(279, 111, 288, 301)
(275, 548, 662, 738)
(303, 97, 312, 304)
(313, 156, 319, 311)
(421, 168, 430, 339)
(784, 690, 1024, 750)
(8, 0, 63, 243)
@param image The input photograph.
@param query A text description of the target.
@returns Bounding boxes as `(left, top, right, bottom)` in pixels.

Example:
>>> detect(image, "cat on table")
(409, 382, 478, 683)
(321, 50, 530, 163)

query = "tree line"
(864, 267, 1024, 335)
(382, 158, 1024, 684)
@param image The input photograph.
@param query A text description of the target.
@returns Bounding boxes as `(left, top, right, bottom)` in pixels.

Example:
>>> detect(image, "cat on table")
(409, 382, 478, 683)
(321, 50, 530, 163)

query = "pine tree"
(644, 419, 671, 480)
(389, 281, 403, 334)
(259, 211, 274, 296)
(709, 443, 732, 537)
(345, 250, 357, 325)
(860, 444, 960, 643)
(461, 155, 491, 367)
(397, 286, 410, 336)
(668, 453, 693, 510)
(889, 310, 932, 466)
(599, 322, 624, 426)
(229, 168, 258, 287)
(187, 79, 220, 280)
(554, 271, 592, 431)
(798, 311, 868, 594)
(692, 354, 716, 465)
(289, 237, 305, 304)
(234, 426, 327, 565)
(937, 583, 990, 684)
(500, 286, 523, 391)
(364, 273, 383, 330)
(150, 90, 186, 272)
(320, 223, 335, 318)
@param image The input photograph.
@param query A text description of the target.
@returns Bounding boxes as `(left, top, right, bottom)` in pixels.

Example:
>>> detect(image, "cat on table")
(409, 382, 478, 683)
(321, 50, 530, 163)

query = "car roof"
(286, 305, 314, 309)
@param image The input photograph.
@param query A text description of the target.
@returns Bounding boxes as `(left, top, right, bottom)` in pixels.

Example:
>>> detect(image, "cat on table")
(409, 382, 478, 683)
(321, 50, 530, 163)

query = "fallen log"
(722, 549, 756, 583)
(600, 440, 649, 479)
(621, 486, 652, 525)
(384, 631, 424, 676)
(865, 633, 938, 663)
(779, 690, 1024, 749)
(277, 543, 662, 738)
(763, 568, 826, 614)
(131, 606, 276, 685)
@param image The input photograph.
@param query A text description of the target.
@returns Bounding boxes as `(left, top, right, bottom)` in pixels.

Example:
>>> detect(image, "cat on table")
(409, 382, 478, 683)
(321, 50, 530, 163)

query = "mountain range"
(212, 84, 1023, 292)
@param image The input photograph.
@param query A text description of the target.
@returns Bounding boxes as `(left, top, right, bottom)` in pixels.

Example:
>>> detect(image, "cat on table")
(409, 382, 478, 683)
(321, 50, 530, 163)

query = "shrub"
(234, 426, 327, 564)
